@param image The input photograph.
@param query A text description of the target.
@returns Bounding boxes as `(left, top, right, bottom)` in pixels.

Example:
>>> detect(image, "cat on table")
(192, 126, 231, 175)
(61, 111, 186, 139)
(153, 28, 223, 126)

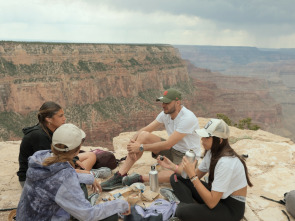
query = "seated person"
(158, 119, 253, 221)
(17, 101, 99, 187)
(101, 88, 201, 190)
(16, 123, 130, 221)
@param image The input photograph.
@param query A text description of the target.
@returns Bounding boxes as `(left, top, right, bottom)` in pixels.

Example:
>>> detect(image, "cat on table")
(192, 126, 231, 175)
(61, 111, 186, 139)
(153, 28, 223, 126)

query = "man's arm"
(143, 131, 186, 152)
(131, 120, 162, 141)
(127, 130, 186, 154)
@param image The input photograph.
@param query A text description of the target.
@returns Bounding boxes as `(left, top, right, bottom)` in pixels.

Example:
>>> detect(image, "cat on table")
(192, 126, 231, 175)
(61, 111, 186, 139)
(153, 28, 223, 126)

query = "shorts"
(152, 147, 185, 165)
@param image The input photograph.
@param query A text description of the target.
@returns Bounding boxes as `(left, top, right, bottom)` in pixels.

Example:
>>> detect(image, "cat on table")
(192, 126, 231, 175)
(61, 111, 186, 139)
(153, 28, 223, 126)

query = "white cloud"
(0, 0, 294, 48)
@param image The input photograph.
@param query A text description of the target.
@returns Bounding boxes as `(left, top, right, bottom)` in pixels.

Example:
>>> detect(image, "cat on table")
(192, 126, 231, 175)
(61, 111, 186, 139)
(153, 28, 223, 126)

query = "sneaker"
(88, 193, 99, 206)
(160, 188, 180, 203)
(100, 172, 124, 191)
(90, 167, 112, 179)
(122, 173, 142, 186)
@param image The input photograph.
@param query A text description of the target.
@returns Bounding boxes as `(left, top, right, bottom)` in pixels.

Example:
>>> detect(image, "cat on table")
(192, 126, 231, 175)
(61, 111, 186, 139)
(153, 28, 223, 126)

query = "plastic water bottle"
(181, 149, 196, 179)
(149, 165, 159, 192)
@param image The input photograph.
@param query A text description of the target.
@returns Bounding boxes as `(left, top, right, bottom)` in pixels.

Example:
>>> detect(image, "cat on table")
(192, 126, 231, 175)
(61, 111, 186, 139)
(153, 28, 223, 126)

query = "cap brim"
(80, 130, 86, 139)
(156, 97, 172, 103)
(195, 128, 210, 137)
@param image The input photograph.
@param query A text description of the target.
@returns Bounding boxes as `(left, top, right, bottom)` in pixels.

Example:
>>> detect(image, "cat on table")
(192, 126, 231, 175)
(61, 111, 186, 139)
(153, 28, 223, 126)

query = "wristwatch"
(139, 144, 144, 152)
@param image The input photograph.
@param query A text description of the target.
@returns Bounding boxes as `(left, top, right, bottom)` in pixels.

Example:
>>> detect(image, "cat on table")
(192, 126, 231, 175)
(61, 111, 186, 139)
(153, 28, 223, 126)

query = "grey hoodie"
(17, 150, 129, 221)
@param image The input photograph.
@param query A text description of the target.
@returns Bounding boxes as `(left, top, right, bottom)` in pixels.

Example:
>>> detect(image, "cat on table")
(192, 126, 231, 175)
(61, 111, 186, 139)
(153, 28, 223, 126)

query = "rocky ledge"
(0, 117, 294, 221)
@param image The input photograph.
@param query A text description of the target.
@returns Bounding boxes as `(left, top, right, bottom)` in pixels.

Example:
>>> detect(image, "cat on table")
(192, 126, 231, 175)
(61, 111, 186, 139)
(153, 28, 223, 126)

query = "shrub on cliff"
(217, 114, 260, 131)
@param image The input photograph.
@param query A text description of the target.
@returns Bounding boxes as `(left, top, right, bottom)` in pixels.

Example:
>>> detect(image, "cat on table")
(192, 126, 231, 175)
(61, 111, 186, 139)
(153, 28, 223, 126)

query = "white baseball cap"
(52, 123, 86, 152)
(196, 119, 230, 139)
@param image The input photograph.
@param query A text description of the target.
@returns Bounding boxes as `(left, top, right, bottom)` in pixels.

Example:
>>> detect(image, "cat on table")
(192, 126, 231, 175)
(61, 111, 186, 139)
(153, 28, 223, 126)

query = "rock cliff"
(0, 117, 294, 221)
(0, 42, 191, 146)
(186, 62, 283, 134)
(0, 41, 284, 147)
(112, 118, 295, 221)
(175, 45, 295, 142)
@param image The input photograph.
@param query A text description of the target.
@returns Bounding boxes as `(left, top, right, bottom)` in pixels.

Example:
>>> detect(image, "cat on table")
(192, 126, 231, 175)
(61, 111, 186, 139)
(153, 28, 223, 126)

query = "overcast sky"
(1, 0, 294, 48)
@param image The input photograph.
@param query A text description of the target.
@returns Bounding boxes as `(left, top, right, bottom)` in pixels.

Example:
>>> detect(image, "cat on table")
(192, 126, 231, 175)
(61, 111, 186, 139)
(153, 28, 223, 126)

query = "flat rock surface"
(1, 117, 294, 220)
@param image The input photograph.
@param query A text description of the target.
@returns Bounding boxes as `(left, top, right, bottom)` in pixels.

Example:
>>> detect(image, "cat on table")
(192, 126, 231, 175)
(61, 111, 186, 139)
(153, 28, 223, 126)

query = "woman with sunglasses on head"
(17, 101, 97, 187)
(16, 124, 130, 221)
(158, 119, 253, 221)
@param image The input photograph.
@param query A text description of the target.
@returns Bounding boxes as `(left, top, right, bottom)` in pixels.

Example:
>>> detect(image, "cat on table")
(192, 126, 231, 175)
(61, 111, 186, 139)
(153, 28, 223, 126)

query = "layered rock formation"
(175, 45, 295, 141)
(186, 63, 283, 134)
(0, 41, 284, 148)
(0, 117, 294, 221)
(0, 42, 191, 146)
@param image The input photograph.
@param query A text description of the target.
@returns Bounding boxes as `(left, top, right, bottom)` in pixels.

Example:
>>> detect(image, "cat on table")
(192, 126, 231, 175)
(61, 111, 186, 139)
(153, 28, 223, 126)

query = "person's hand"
(75, 160, 86, 170)
(91, 179, 102, 193)
(127, 139, 140, 154)
(182, 156, 198, 178)
(121, 203, 131, 216)
(156, 155, 173, 170)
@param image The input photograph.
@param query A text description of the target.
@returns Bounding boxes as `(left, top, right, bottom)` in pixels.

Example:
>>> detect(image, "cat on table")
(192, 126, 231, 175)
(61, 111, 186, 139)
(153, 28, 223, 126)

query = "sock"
(139, 175, 143, 182)
(117, 172, 127, 177)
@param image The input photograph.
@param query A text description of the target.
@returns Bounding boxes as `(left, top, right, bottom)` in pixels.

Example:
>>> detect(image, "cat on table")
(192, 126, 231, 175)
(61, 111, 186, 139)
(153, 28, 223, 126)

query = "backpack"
(124, 199, 177, 221)
(285, 190, 295, 218)
(261, 190, 295, 220)
(91, 149, 126, 170)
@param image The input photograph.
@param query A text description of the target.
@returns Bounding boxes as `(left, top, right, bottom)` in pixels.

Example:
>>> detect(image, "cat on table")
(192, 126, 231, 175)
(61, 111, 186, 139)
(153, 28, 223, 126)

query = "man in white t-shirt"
(101, 88, 201, 190)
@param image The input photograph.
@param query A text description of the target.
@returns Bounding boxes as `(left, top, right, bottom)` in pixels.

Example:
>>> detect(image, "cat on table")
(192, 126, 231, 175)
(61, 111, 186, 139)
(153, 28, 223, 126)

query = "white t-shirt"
(199, 150, 247, 199)
(156, 106, 201, 158)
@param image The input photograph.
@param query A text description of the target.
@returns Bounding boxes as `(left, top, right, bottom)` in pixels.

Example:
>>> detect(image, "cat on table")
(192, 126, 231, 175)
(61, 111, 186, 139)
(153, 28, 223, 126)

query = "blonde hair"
(42, 144, 80, 167)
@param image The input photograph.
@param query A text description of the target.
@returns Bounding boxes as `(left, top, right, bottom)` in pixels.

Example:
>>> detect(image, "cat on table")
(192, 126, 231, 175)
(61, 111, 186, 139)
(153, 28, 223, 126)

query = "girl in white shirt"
(158, 119, 253, 221)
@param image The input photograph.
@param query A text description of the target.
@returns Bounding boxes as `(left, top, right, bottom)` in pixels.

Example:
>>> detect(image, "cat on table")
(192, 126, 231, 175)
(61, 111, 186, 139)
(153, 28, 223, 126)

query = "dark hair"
(208, 136, 253, 188)
(42, 144, 80, 167)
(37, 101, 62, 137)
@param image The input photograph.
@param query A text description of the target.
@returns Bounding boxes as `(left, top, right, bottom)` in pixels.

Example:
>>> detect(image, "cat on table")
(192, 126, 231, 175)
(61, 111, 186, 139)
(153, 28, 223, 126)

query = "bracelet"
(190, 175, 198, 182)
(174, 165, 179, 173)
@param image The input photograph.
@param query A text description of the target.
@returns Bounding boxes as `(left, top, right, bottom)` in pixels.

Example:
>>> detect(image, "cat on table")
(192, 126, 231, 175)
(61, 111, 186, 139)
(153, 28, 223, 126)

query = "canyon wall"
(0, 42, 193, 147)
(0, 42, 284, 147)
(175, 45, 294, 141)
(187, 63, 283, 133)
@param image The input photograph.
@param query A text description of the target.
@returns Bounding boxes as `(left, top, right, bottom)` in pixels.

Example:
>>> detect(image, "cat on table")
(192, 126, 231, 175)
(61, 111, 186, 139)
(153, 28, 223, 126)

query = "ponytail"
(38, 101, 62, 137)
(42, 144, 80, 167)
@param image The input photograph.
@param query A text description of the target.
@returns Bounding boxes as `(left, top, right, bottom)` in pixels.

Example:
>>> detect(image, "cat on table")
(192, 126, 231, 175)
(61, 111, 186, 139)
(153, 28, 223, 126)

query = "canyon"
(0, 41, 287, 147)
(176, 45, 295, 141)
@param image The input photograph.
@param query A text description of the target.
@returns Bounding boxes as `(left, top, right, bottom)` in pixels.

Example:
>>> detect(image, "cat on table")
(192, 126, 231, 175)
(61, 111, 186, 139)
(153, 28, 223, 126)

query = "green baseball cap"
(156, 88, 182, 103)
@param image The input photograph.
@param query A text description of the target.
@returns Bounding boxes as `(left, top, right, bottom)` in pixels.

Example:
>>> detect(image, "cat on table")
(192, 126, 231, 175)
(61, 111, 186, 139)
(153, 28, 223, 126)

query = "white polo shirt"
(156, 106, 201, 158)
(199, 150, 247, 199)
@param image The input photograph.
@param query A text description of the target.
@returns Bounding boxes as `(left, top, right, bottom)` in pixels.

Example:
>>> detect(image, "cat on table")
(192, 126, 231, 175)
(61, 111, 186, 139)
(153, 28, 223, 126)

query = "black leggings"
(100, 214, 118, 221)
(170, 174, 245, 221)
(72, 214, 118, 221)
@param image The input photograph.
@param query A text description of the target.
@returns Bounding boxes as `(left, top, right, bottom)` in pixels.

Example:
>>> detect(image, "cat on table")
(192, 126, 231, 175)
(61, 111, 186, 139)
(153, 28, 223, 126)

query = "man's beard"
(164, 105, 176, 115)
